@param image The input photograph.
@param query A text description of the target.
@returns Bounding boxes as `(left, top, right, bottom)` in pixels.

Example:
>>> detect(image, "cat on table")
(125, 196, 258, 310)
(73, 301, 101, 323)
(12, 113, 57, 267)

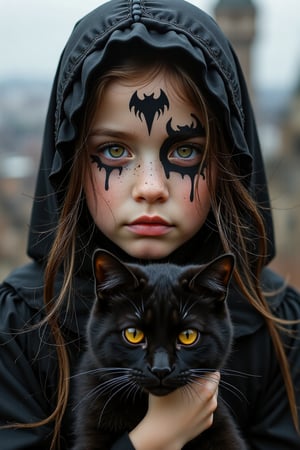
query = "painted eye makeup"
(160, 115, 207, 201)
(89, 142, 131, 191)
(95, 143, 132, 165)
(168, 143, 204, 166)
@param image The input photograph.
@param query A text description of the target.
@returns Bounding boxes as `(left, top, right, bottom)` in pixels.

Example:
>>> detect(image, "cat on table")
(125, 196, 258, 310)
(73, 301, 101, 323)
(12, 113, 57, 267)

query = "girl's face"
(84, 71, 214, 259)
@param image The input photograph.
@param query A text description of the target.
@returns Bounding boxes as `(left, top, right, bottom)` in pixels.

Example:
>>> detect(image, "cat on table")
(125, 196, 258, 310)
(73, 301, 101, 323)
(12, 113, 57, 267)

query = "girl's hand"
(129, 372, 220, 450)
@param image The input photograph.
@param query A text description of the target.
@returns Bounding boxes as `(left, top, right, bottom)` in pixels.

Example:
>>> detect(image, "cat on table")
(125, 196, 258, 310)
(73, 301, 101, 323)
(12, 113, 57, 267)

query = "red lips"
(127, 216, 173, 236)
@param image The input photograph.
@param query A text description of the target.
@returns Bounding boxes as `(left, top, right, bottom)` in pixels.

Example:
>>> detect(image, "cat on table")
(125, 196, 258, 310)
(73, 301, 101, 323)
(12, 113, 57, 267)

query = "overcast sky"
(0, 0, 299, 91)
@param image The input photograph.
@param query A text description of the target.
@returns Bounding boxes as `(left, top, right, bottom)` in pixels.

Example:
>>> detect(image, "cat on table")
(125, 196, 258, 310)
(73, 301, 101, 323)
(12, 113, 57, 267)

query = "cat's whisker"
(132, 384, 143, 402)
(121, 380, 142, 403)
(220, 368, 261, 379)
(71, 366, 131, 379)
(181, 381, 204, 402)
(188, 375, 220, 393)
(189, 369, 221, 385)
(73, 372, 133, 412)
(188, 369, 248, 403)
(186, 375, 246, 417)
(219, 379, 249, 403)
(189, 368, 216, 374)
(73, 381, 113, 410)
(190, 367, 258, 382)
(97, 379, 136, 428)
(93, 375, 131, 398)
(218, 394, 236, 417)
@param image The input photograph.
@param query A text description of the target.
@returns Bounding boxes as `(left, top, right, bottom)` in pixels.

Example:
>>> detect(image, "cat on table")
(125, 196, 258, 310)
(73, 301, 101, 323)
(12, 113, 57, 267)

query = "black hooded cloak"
(0, 1, 299, 448)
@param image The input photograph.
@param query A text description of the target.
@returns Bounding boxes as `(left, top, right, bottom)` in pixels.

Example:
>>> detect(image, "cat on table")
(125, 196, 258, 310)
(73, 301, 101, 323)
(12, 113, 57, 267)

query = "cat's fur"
(72, 249, 247, 450)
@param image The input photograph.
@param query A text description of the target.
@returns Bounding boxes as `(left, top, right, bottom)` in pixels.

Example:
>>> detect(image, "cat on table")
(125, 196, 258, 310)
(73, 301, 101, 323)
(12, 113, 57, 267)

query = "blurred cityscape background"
(0, 0, 299, 289)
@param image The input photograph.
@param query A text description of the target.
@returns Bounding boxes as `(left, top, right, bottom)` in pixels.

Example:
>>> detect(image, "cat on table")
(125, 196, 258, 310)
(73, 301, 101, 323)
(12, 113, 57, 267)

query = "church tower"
(214, 0, 257, 99)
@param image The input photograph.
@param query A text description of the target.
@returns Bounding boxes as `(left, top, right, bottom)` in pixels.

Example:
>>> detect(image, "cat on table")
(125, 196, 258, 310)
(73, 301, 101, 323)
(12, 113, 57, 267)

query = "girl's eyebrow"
(88, 115, 206, 141)
(88, 128, 131, 139)
(164, 130, 206, 142)
(88, 127, 206, 141)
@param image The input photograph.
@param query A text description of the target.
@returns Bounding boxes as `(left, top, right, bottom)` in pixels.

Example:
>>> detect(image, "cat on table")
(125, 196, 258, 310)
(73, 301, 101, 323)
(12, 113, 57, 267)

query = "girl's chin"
(121, 241, 176, 261)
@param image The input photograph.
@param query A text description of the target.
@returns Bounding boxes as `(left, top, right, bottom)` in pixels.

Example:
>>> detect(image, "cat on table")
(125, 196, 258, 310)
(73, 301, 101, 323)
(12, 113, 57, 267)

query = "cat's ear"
(93, 249, 140, 293)
(187, 254, 235, 302)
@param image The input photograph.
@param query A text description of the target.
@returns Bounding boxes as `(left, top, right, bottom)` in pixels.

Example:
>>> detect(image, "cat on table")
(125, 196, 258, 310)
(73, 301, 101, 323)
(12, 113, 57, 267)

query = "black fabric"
(110, 434, 135, 450)
(0, 0, 299, 448)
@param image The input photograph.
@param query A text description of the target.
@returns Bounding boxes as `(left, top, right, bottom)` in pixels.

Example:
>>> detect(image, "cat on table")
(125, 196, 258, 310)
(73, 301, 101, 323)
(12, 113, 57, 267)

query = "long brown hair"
(15, 58, 300, 448)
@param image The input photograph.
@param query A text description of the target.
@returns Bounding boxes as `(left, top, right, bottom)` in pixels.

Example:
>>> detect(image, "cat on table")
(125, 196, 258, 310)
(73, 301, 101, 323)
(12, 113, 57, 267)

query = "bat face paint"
(129, 89, 169, 135)
(160, 114, 206, 201)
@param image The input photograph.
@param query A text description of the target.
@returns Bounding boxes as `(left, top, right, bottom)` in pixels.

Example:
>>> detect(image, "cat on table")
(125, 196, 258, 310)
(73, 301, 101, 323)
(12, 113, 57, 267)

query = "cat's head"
(87, 249, 235, 396)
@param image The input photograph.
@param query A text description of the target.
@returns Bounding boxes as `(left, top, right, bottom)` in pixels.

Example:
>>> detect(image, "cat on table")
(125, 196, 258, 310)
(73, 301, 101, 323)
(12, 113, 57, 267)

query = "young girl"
(0, 1, 299, 449)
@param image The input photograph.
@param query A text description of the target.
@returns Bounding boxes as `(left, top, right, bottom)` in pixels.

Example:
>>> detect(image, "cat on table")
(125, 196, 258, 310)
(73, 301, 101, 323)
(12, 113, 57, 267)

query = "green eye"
(124, 328, 145, 344)
(176, 146, 193, 158)
(178, 329, 199, 345)
(108, 145, 126, 158)
(169, 144, 204, 166)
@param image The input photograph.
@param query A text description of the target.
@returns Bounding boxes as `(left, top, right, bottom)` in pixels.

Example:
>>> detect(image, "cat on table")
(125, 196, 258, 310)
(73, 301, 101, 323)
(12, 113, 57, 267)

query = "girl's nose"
(131, 160, 169, 203)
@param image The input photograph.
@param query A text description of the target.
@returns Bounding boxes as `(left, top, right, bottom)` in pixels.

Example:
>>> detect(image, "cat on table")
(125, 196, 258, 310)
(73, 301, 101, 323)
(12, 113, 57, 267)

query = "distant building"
(214, 1, 300, 288)
(214, 0, 256, 100)
(282, 79, 300, 158)
(273, 79, 300, 262)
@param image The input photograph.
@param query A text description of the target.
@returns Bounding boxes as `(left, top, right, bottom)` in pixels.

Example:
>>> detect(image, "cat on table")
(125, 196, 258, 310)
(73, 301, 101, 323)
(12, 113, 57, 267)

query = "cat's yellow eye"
(178, 329, 199, 346)
(124, 328, 145, 344)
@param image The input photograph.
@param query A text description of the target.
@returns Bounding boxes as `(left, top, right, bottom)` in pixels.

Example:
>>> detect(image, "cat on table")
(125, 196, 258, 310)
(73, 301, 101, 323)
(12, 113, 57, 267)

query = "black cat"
(71, 249, 247, 450)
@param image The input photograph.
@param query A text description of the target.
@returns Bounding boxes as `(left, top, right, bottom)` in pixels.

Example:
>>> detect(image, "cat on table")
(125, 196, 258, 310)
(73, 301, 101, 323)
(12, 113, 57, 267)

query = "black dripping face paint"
(90, 86, 206, 198)
(90, 154, 123, 191)
(160, 114, 206, 202)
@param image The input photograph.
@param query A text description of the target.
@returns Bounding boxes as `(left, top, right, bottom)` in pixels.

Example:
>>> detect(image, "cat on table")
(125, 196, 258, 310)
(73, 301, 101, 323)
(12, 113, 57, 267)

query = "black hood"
(27, 0, 275, 267)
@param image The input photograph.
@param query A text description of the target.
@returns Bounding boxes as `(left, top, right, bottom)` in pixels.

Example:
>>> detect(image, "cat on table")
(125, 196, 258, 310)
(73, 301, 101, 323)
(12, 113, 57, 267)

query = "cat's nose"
(150, 350, 173, 379)
(150, 366, 172, 380)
